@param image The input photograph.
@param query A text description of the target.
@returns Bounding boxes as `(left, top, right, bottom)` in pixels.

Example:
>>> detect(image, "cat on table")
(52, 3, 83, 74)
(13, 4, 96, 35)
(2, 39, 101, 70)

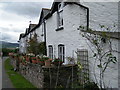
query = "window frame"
(58, 44, 65, 62)
(48, 45, 53, 59)
(57, 2, 64, 28)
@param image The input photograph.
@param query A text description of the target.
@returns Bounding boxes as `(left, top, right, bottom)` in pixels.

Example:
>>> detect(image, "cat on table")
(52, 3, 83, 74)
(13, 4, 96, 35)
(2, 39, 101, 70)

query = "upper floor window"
(48, 45, 53, 59)
(41, 23, 44, 36)
(58, 44, 65, 62)
(57, 2, 65, 28)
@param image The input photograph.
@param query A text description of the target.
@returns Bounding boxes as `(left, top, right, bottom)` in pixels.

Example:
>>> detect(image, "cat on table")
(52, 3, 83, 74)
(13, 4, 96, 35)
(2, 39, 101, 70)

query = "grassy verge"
(4, 58, 37, 89)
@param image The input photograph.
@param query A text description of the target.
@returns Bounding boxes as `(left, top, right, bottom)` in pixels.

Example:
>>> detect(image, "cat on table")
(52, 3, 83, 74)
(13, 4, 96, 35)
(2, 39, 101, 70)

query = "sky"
(0, 0, 118, 43)
(0, 1, 53, 43)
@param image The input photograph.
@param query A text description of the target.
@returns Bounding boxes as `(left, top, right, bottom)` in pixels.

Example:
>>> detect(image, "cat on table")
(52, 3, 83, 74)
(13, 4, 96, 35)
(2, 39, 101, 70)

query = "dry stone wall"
(11, 59, 78, 88)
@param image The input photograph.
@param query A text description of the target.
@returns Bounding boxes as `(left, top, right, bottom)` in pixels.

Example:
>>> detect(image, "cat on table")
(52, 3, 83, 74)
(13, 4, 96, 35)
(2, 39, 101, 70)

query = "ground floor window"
(58, 44, 65, 62)
(48, 45, 53, 59)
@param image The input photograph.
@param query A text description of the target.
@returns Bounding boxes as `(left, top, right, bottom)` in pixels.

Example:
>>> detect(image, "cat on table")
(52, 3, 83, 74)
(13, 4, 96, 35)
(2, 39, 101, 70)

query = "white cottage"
(18, 33, 26, 54)
(44, 1, 119, 89)
(18, 24, 36, 54)
(18, 1, 119, 89)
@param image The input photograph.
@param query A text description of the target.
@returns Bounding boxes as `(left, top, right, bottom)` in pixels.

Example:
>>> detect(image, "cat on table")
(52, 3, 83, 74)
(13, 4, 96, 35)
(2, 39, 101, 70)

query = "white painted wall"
(46, 4, 87, 64)
(19, 37, 26, 54)
(80, 2, 119, 88)
(36, 23, 45, 43)
(81, 2, 118, 32)
(46, 2, 119, 88)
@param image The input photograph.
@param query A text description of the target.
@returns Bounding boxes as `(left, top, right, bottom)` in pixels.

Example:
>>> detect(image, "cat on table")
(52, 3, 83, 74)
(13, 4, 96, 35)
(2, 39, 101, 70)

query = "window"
(58, 44, 65, 62)
(48, 45, 53, 59)
(41, 23, 44, 36)
(58, 11, 63, 27)
(57, 2, 64, 28)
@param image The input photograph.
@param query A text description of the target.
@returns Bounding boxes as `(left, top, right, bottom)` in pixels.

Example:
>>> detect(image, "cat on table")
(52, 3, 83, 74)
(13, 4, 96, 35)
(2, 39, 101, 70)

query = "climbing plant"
(78, 24, 118, 89)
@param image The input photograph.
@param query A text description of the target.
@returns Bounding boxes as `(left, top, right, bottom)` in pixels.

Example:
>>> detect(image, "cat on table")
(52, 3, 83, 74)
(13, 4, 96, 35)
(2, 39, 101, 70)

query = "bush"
(2, 48, 16, 56)
(84, 81, 99, 90)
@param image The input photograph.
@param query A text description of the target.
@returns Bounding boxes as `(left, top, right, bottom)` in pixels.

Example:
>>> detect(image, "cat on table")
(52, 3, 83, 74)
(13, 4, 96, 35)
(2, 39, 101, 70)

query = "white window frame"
(48, 45, 53, 59)
(57, 2, 64, 28)
(58, 44, 65, 62)
(42, 23, 44, 36)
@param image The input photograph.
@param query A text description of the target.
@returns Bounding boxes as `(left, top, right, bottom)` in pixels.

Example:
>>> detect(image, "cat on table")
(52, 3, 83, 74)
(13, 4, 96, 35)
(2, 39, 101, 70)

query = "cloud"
(1, 29, 20, 43)
(0, 2, 52, 43)
(1, 2, 52, 18)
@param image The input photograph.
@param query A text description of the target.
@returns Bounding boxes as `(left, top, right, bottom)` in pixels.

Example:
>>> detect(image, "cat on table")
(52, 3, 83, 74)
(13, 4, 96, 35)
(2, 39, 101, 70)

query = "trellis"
(77, 49, 89, 85)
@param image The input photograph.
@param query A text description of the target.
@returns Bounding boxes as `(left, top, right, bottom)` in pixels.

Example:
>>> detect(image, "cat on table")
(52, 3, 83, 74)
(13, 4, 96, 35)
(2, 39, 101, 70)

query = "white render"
(81, 2, 118, 32)
(46, 2, 119, 88)
(19, 36, 26, 54)
(36, 23, 45, 43)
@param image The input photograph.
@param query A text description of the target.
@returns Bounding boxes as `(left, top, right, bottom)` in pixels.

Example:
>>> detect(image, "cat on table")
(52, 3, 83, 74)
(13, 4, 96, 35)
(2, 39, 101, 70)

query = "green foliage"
(53, 58, 62, 62)
(79, 24, 117, 89)
(72, 81, 99, 90)
(84, 82, 99, 90)
(55, 85, 64, 88)
(27, 37, 38, 55)
(27, 33, 46, 55)
(41, 56, 49, 61)
(38, 42, 46, 55)
(2, 48, 16, 56)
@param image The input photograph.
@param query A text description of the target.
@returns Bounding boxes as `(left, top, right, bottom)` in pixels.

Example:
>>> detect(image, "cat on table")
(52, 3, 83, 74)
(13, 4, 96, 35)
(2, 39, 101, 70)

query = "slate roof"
(19, 33, 25, 40)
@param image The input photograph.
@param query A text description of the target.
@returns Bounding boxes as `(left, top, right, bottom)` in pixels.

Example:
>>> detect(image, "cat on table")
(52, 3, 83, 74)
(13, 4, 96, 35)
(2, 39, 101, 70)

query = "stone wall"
(11, 59, 78, 88)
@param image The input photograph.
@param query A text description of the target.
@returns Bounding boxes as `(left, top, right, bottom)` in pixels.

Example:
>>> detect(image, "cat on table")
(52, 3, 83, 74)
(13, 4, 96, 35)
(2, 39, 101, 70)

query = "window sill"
(56, 27, 64, 31)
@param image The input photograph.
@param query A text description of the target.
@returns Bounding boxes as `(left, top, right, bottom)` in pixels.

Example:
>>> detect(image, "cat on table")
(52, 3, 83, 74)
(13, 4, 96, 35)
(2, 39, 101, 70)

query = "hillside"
(0, 41, 19, 48)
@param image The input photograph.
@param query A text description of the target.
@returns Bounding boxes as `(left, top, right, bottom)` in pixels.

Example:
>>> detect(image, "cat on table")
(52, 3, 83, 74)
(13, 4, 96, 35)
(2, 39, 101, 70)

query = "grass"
(4, 58, 38, 89)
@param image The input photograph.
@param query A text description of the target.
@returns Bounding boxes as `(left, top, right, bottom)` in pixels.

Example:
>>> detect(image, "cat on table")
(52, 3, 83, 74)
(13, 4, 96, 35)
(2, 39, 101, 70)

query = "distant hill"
(0, 41, 19, 49)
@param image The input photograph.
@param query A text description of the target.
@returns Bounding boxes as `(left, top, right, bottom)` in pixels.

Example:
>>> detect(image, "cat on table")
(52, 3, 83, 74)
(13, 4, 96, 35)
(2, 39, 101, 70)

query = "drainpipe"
(86, 7, 89, 30)
(44, 20, 47, 55)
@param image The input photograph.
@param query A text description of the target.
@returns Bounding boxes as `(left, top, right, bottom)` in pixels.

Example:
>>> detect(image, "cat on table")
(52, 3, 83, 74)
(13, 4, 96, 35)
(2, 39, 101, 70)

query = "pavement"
(2, 57, 14, 89)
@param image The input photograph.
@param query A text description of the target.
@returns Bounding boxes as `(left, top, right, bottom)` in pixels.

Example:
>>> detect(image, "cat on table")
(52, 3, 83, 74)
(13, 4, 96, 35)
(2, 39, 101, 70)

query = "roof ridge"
(42, 8, 50, 10)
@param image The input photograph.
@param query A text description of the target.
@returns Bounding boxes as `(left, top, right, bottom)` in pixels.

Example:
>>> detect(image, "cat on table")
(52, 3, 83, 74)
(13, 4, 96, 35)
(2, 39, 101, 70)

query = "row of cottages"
(19, 1, 119, 89)
(18, 8, 49, 54)
(19, 24, 36, 54)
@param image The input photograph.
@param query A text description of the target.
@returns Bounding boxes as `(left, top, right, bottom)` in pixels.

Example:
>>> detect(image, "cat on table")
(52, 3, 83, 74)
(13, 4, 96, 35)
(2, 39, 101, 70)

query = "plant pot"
(32, 60, 37, 64)
(45, 60, 51, 67)
(26, 57, 29, 62)
(31, 57, 36, 60)
(38, 61, 45, 66)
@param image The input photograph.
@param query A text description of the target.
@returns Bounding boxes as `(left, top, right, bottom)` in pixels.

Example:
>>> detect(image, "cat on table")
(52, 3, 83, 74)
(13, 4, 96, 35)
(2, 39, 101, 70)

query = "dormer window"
(57, 2, 65, 28)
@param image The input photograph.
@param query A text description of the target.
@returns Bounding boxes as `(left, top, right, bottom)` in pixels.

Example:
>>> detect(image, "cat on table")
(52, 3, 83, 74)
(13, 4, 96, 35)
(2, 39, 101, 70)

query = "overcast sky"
(0, 1, 53, 43)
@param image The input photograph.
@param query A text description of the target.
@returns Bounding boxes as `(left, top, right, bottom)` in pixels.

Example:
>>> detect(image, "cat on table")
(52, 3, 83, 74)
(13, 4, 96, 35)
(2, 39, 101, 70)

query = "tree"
(2, 48, 15, 56)
(27, 33, 39, 55)
(27, 33, 46, 55)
